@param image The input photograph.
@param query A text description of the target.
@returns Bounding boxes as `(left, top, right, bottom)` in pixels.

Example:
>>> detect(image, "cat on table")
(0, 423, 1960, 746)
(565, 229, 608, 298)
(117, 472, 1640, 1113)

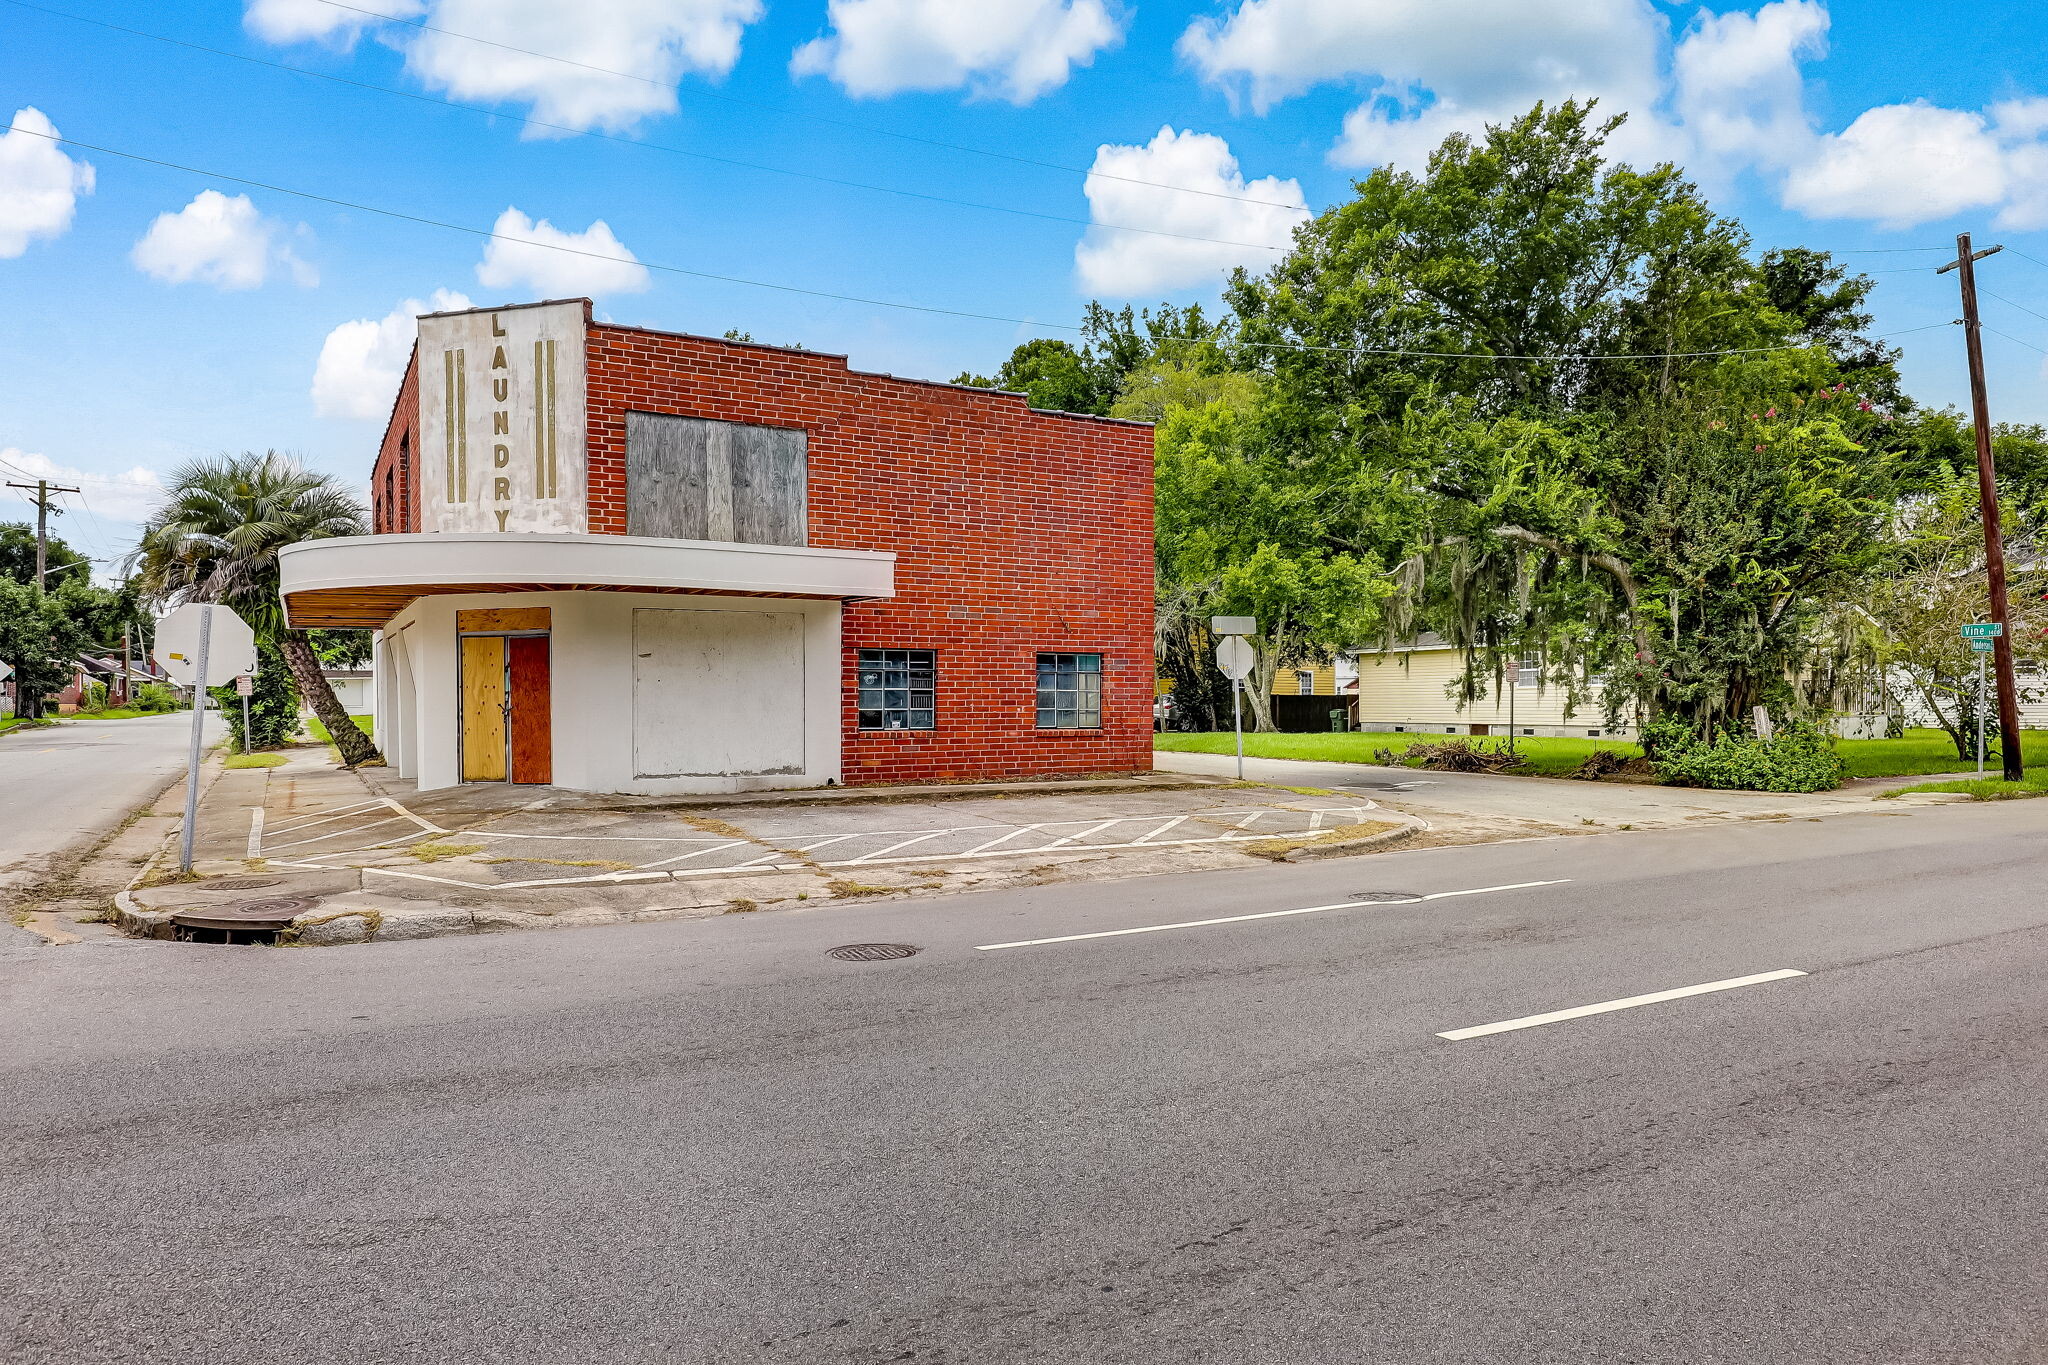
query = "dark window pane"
(858, 710, 883, 729)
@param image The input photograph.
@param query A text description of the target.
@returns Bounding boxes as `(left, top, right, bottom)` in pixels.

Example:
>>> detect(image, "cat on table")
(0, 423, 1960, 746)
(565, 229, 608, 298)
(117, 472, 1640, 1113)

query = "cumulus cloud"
(0, 108, 94, 258)
(1672, 0, 1828, 172)
(244, 0, 423, 43)
(1782, 103, 2010, 228)
(475, 207, 650, 297)
(313, 288, 474, 420)
(1179, 0, 1672, 168)
(131, 190, 314, 290)
(792, 0, 1123, 103)
(1075, 127, 1306, 296)
(1, 448, 166, 527)
(250, 0, 761, 132)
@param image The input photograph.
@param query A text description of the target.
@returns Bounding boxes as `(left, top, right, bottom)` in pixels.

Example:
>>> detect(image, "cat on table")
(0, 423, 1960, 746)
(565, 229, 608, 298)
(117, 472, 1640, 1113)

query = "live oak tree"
(130, 451, 382, 767)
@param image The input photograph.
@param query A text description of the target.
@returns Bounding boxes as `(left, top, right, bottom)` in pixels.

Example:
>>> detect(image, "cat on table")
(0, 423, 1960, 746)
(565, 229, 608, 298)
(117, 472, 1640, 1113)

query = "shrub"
(209, 640, 301, 750)
(79, 680, 110, 713)
(1642, 718, 1843, 792)
(132, 682, 179, 713)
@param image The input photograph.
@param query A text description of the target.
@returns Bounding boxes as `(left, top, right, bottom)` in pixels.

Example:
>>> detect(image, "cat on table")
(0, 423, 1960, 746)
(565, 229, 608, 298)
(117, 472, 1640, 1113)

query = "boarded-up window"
(625, 412, 807, 546)
(632, 608, 805, 777)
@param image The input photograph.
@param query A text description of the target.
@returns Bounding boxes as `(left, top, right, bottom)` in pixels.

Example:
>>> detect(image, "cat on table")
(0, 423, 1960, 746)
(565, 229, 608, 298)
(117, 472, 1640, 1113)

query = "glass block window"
(1036, 653, 1102, 729)
(857, 649, 935, 731)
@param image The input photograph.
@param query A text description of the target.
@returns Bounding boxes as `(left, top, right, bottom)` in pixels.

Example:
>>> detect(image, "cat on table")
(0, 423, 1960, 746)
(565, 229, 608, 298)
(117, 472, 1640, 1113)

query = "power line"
(303, 0, 1313, 213)
(6, 124, 1976, 366)
(1981, 323, 2047, 356)
(1983, 288, 2048, 327)
(0, 0, 1296, 254)
(10, 122, 1964, 364)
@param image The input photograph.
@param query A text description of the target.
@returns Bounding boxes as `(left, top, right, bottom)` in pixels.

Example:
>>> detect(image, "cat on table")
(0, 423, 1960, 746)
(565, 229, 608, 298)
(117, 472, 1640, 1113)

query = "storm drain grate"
(1350, 891, 1424, 903)
(169, 897, 318, 945)
(827, 943, 920, 962)
(205, 877, 282, 891)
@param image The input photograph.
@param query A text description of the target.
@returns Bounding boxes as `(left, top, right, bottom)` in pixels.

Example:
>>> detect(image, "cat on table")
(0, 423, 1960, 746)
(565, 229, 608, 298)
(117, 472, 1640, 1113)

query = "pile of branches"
(1376, 739, 1526, 773)
(1566, 747, 1656, 782)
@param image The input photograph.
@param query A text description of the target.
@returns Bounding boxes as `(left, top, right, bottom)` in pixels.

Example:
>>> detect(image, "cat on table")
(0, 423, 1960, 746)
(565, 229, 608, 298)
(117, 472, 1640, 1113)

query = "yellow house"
(1270, 660, 1343, 695)
(1350, 636, 1632, 739)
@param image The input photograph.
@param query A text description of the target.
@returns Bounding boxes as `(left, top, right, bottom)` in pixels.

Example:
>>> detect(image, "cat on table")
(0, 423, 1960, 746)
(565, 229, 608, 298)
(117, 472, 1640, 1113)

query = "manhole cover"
(826, 943, 920, 962)
(206, 876, 282, 891)
(1350, 891, 1423, 903)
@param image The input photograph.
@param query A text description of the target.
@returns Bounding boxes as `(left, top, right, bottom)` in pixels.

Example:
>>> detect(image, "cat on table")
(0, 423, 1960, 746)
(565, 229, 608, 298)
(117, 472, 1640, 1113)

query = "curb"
(1276, 817, 1428, 863)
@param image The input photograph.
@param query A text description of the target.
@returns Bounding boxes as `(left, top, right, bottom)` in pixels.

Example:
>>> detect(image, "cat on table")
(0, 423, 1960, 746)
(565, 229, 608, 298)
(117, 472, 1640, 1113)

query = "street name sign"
(1960, 622, 2003, 640)
(154, 603, 257, 687)
(1970, 639, 1997, 653)
(1215, 636, 1256, 681)
(1210, 615, 1257, 638)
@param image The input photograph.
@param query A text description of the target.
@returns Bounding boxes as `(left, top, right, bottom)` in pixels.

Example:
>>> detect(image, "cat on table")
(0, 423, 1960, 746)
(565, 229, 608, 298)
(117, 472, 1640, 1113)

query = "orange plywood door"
(460, 635, 507, 782)
(507, 635, 552, 785)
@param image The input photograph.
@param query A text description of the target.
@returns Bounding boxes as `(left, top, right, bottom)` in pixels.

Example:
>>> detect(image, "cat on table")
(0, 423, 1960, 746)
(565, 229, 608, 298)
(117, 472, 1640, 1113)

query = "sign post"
(1962, 623, 2003, 777)
(1212, 617, 1257, 781)
(154, 602, 258, 873)
(1504, 659, 1518, 756)
(235, 674, 254, 755)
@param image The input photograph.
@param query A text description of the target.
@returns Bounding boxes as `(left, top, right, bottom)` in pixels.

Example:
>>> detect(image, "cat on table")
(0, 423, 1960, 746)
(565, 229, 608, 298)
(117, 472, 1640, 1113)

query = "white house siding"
(1352, 649, 1631, 739)
(1897, 667, 2048, 729)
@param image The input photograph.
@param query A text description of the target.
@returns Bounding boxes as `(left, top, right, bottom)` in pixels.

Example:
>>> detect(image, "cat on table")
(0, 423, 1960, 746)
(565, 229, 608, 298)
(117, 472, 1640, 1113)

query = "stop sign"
(153, 603, 258, 687)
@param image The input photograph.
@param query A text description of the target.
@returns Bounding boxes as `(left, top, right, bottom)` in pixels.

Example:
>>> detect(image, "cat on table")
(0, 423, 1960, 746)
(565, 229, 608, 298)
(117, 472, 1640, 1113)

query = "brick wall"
(369, 345, 420, 535)
(586, 323, 1156, 785)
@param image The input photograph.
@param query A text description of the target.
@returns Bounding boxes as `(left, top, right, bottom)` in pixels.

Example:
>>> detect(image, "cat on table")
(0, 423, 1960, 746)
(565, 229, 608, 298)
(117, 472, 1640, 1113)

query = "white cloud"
(792, 0, 1123, 103)
(0, 108, 94, 258)
(1075, 127, 1306, 296)
(131, 190, 315, 290)
(1, 448, 166, 527)
(313, 289, 474, 420)
(1672, 0, 1828, 172)
(244, 0, 423, 43)
(1781, 103, 2009, 228)
(475, 207, 650, 297)
(1179, 0, 1672, 168)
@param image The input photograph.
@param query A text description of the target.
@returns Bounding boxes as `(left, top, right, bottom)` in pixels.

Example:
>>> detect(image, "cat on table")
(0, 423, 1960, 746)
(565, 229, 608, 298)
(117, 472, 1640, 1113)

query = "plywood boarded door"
(460, 635, 507, 782)
(507, 635, 552, 784)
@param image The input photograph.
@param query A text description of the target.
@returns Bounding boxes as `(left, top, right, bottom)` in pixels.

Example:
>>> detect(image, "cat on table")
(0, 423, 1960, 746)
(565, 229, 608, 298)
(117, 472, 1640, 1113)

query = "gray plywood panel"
(626, 412, 806, 546)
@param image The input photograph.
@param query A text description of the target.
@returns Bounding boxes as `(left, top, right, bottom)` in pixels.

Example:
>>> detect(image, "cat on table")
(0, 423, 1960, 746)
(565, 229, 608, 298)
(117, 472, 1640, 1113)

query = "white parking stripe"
(265, 815, 408, 851)
(1038, 818, 1122, 850)
(262, 801, 387, 836)
(246, 807, 265, 859)
(1132, 815, 1190, 844)
(847, 829, 958, 863)
(1435, 969, 1808, 1041)
(974, 880, 1570, 950)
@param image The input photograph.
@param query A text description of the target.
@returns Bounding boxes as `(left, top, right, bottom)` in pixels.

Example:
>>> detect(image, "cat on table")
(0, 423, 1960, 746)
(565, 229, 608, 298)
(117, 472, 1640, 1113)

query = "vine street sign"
(1215, 636, 1256, 681)
(154, 603, 257, 687)
(1960, 622, 2004, 640)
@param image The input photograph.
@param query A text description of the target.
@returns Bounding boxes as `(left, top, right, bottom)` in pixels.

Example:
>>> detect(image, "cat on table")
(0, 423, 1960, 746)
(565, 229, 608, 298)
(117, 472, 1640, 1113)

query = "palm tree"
(130, 451, 382, 767)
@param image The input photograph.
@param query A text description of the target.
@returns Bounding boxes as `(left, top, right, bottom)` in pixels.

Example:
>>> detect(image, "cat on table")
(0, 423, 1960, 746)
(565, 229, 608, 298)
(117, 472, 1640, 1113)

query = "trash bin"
(1329, 708, 1349, 732)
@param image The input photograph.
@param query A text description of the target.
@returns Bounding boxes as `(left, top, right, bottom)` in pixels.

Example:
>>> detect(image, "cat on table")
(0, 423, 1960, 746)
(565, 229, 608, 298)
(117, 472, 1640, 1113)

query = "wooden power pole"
(1938, 233, 2025, 782)
(5, 478, 80, 591)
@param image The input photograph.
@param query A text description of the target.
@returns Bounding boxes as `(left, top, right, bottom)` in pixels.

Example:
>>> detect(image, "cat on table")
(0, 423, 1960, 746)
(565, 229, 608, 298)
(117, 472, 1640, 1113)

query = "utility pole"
(1938, 233, 2025, 781)
(5, 478, 81, 591)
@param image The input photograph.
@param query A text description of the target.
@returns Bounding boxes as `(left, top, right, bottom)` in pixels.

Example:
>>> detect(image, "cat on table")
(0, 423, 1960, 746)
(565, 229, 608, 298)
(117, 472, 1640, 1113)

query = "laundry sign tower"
(417, 301, 589, 534)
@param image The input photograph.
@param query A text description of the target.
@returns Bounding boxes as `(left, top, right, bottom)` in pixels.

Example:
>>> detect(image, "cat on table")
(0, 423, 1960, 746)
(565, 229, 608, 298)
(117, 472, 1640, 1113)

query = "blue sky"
(4, 0, 2048, 577)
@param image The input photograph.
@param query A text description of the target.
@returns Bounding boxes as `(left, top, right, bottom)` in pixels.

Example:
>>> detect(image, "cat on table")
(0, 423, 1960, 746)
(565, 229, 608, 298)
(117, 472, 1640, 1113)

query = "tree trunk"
(280, 629, 381, 766)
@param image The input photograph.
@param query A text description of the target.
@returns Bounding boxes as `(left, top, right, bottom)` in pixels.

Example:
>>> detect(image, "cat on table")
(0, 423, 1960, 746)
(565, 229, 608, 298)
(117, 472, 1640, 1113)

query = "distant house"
(1348, 636, 1631, 740)
(320, 668, 374, 716)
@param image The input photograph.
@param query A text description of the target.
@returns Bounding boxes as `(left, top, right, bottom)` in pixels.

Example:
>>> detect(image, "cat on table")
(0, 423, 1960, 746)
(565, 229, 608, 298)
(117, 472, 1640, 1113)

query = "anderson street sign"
(1971, 639, 1997, 653)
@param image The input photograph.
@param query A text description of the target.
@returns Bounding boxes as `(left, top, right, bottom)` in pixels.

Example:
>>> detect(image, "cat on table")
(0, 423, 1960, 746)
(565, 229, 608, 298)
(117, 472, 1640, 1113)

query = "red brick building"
(281, 299, 1155, 794)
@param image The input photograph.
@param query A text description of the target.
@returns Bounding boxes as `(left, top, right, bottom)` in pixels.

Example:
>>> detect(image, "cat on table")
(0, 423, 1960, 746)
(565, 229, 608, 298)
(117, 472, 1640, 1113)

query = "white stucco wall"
(380, 590, 842, 795)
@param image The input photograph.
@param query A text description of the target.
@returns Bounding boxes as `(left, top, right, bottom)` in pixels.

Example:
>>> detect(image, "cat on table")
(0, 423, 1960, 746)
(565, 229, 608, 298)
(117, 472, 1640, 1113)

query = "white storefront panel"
(631, 609, 806, 778)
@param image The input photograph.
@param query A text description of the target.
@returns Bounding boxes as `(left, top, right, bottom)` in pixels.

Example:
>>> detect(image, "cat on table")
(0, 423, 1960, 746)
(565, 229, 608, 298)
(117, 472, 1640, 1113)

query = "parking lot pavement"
(260, 785, 1405, 889)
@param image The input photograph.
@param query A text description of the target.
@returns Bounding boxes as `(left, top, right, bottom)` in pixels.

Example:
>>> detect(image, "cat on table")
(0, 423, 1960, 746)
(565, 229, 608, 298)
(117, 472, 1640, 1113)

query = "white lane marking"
(1132, 815, 1190, 845)
(1038, 818, 1123, 850)
(262, 801, 387, 836)
(974, 880, 1570, 951)
(246, 807, 265, 860)
(379, 797, 447, 834)
(265, 815, 408, 851)
(1435, 969, 1808, 1041)
(847, 829, 958, 863)
(637, 839, 754, 868)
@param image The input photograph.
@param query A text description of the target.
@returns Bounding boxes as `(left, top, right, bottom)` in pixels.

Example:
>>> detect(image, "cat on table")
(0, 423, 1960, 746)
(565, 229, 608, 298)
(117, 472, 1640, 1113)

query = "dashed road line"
(1435, 968, 1808, 1041)
(974, 880, 1571, 950)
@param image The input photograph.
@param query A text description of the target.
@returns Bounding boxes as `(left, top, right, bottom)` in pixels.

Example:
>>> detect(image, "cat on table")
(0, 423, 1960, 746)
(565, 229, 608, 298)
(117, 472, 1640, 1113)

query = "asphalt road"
(0, 712, 219, 897)
(4, 800, 2045, 1363)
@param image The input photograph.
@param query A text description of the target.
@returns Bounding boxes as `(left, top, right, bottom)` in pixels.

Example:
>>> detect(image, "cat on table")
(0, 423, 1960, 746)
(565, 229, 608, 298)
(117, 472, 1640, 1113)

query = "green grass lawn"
(305, 714, 375, 743)
(0, 716, 56, 735)
(1155, 727, 2048, 783)
(224, 752, 288, 769)
(1883, 770, 2048, 801)
(71, 706, 179, 721)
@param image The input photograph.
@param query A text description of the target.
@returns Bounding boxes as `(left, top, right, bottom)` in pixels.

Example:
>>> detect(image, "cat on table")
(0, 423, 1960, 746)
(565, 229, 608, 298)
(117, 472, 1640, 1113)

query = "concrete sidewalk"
(117, 751, 1420, 945)
(1153, 749, 1961, 841)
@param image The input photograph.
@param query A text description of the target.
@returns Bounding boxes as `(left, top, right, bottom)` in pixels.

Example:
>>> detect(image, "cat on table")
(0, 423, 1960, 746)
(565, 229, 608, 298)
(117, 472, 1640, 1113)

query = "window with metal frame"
(1294, 669, 1315, 695)
(857, 649, 935, 731)
(1036, 653, 1102, 729)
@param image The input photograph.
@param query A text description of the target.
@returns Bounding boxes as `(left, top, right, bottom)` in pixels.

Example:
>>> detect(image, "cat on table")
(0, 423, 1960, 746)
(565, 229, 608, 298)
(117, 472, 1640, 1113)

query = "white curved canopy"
(280, 532, 895, 628)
